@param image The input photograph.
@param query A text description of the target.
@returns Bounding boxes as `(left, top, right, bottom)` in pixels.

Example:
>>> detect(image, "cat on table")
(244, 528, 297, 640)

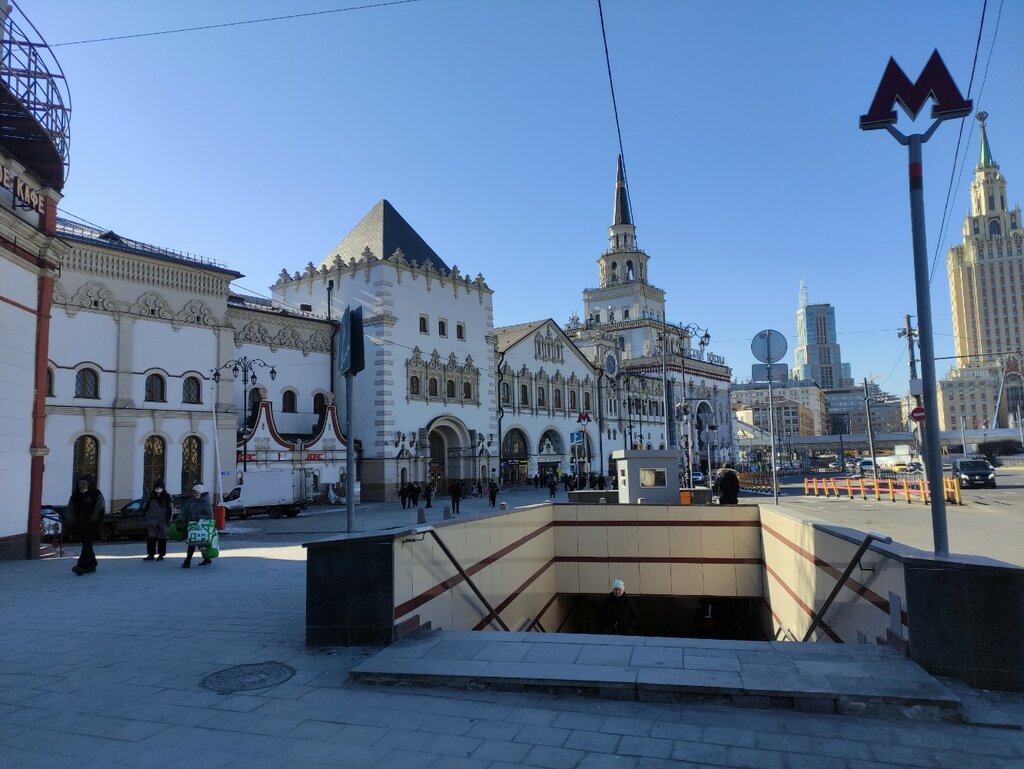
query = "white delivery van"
(221, 469, 301, 519)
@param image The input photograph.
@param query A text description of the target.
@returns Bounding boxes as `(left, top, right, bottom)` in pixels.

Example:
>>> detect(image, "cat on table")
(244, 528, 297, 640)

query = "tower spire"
(612, 154, 632, 226)
(977, 111, 995, 169)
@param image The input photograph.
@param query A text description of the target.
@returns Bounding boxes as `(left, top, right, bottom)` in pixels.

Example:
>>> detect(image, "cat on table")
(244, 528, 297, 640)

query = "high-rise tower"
(792, 283, 851, 389)
(939, 113, 1024, 430)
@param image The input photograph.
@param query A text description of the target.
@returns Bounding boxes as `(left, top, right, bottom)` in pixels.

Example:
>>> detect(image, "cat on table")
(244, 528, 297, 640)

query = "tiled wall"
(553, 504, 763, 598)
(392, 503, 556, 634)
(392, 502, 766, 635)
(760, 506, 908, 645)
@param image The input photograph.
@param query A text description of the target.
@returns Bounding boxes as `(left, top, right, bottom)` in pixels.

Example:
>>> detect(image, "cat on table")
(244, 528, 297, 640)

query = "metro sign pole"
(860, 49, 972, 557)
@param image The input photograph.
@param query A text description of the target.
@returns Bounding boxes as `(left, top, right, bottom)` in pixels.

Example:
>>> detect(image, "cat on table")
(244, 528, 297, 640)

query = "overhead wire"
(51, 0, 426, 47)
(928, 0, 1004, 284)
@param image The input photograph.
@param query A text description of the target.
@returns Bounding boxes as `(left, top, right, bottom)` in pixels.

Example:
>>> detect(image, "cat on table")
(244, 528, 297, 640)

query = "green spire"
(977, 111, 995, 168)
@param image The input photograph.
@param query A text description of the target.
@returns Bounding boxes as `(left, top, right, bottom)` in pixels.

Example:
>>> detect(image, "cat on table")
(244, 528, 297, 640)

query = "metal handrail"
(802, 530, 893, 642)
(426, 529, 510, 631)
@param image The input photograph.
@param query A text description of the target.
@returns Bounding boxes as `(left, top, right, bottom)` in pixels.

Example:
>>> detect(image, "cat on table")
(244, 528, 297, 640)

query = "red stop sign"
(910, 406, 925, 422)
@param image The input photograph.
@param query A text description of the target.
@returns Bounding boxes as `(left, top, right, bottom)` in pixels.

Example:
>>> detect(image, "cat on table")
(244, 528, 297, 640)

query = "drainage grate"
(201, 662, 296, 694)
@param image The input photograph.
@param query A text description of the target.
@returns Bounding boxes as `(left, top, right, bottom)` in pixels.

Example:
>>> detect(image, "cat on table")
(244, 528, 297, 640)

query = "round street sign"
(751, 329, 788, 365)
(911, 406, 926, 422)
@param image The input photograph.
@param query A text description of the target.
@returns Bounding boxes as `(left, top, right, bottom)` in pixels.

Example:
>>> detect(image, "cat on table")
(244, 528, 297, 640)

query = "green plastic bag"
(166, 520, 185, 542)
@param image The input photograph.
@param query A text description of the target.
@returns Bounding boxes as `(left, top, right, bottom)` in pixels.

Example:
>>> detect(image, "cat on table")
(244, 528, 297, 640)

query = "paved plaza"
(4, 482, 1024, 769)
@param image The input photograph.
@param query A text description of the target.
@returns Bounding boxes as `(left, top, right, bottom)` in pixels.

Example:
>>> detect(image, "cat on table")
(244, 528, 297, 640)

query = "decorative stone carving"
(130, 291, 174, 320)
(277, 268, 291, 284)
(52, 281, 69, 305)
(239, 320, 272, 344)
(68, 281, 117, 312)
(274, 327, 304, 350)
(178, 299, 216, 326)
(306, 331, 331, 353)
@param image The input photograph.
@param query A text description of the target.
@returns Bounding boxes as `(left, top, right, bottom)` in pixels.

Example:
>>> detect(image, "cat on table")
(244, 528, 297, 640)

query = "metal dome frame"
(0, 1, 71, 191)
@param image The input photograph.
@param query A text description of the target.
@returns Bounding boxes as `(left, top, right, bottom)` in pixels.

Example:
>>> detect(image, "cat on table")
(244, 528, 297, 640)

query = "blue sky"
(34, 0, 1024, 393)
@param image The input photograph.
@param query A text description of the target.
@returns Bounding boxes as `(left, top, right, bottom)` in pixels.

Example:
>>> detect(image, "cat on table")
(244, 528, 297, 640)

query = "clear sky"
(33, 0, 1024, 394)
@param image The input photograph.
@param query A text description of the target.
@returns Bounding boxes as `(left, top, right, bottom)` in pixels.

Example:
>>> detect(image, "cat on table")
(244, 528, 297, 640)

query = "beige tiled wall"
(760, 506, 908, 645)
(392, 502, 768, 635)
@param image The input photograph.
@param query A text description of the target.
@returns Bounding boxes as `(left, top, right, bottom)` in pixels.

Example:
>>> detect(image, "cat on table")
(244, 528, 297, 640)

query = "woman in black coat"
(143, 480, 173, 561)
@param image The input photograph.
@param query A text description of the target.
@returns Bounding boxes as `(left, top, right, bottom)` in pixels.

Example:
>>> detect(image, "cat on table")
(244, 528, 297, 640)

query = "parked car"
(40, 505, 67, 539)
(857, 459, 875, 477)
(99, 498, 149, 541)
(951, 459, 996, 489)
(690, 470, 706, 486)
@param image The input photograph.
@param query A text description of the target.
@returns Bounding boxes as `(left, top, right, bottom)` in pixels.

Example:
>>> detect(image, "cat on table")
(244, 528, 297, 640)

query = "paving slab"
(351, 629, 963, 719)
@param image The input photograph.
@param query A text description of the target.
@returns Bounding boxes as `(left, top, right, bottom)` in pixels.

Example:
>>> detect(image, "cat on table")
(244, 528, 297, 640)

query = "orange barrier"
(803, 476, 962, 505)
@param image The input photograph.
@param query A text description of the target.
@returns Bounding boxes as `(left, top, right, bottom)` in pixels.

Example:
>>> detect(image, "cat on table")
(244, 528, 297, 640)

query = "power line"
(928, 0, 1003, 284)
(51, 0, 425, 47)
(596, 0, 635, 235)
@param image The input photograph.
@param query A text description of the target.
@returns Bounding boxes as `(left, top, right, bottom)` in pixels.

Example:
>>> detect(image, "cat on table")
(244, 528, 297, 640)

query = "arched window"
(500, 382, 510, 404)
(142, 435, 166, 493)
(73, 435, 99, 484)
(247, 389, 261, 428)
(428, 378, 438, 397)
(990, 219, 1001, 236)
(554, 389, 562, 409)
(282, 390, 297, 413)
(145, 374, 166, 402)
(313, 393, 327, 428)
(520, 384, 529, 405)
(569, 391, 577, 410)
(446, 379, 456, 398)
(46, 368, 54, 397)
(463, 381, 472, 400)
(584, 392, 592, 412)
(182, 376, 202, 404)
(145, 372, 166, 403)
(75, 368, 99, 399)
(181, 435, 202, 492)
(537, 388, 546, 407)
(410, 375, 420, 395)
(618, 336, 625, 351)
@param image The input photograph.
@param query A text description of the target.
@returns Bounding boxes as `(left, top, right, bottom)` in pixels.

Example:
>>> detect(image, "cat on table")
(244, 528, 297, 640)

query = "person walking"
(399, 483, 410, 510)
(423, 482, 433, 508)
(602, 578, 639, 635)
(717, 466, 740, 505)
(487, 479, 499, 508)
(68, 475, 105, 576)
(143, 480, 172, 561)
(409, 482, 421, 508)
(548, 477, 557, 499)
(179, 483, 214, 568)
(449, 479, 463, 515)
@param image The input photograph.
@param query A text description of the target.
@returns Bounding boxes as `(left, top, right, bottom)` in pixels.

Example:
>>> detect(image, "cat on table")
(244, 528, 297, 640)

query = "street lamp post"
(213, 357, 277, 472)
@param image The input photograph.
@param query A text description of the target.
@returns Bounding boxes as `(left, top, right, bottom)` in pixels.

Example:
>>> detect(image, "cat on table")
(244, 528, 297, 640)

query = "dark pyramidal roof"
(326, 199, 450, 272)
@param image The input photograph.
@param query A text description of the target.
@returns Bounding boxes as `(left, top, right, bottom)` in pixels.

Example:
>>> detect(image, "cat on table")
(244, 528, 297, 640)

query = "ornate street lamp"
(213, 357, 277, 472)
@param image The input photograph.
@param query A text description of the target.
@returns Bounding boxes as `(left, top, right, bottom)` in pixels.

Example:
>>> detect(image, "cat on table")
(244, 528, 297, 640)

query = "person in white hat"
(602, 578, 638, 634)
(178, 483, 213, 568)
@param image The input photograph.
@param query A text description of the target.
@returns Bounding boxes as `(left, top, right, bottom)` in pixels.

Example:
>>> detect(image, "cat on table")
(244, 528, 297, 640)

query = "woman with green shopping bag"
(179, 483, 214, 568)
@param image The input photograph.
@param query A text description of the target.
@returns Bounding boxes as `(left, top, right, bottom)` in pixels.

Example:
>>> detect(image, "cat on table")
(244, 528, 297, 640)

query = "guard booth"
(611, 450, 681, 504)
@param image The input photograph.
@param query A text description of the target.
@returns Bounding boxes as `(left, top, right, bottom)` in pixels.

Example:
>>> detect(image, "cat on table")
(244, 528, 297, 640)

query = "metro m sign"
(860, 50, 971, 130)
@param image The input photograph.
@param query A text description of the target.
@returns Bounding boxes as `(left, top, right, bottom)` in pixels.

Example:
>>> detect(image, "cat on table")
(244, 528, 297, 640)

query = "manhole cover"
(201, 662, 296, 694)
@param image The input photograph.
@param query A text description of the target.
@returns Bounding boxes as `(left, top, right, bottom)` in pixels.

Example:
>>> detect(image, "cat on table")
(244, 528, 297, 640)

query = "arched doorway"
(501, 428, 529, 484)
(427, 419, 470, 494)
(537, 429, 564, 481)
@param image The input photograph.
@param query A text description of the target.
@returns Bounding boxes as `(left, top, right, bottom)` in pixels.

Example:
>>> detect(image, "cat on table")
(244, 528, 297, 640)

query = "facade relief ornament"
(273, 326, 304, 350)
(407, 346, 425, 366)
(177, 299, 216, 326)
(68, 281, 118, 313)
(130, 291, 174, 320)
(52, 280, 70, 305)
(237, 320, 273, 345)
(306, 331, 331, 353)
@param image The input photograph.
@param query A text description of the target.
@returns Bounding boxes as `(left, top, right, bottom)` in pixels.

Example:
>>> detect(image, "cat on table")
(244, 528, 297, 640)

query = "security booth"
(611, 450, 681, 504)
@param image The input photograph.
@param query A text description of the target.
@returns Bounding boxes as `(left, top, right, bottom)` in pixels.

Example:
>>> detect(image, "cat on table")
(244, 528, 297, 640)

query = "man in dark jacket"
(68, 475, 105, 575)
(717, 467, 740, 505)
(179, 483, 213, 568)
(448, 479, 463, 515)
(602, 579, 639, 634)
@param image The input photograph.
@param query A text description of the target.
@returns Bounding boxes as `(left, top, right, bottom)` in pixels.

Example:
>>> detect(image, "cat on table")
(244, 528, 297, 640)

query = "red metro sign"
(860, 50, 972, 130)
